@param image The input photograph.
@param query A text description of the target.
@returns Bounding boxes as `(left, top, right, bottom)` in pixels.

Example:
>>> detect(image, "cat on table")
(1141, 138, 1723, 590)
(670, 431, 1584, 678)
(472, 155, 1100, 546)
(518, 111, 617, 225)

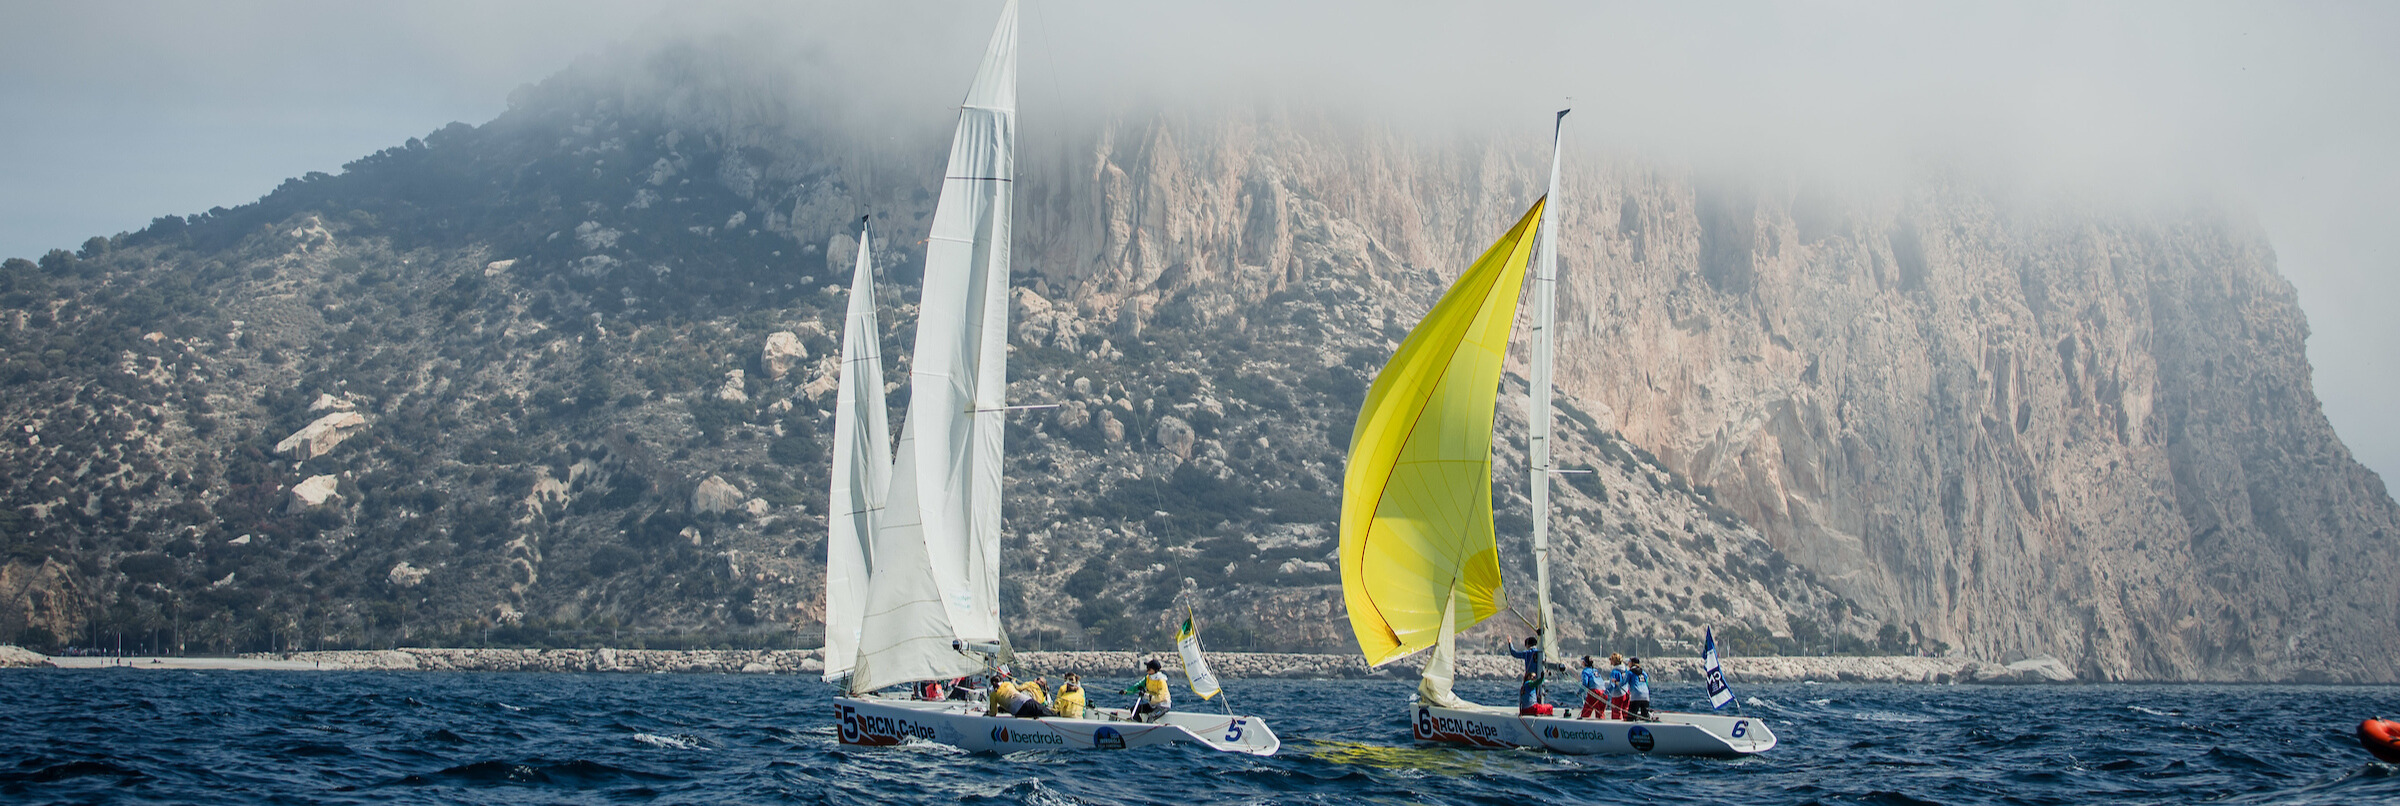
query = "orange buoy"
(2359, 719, 2400, 763)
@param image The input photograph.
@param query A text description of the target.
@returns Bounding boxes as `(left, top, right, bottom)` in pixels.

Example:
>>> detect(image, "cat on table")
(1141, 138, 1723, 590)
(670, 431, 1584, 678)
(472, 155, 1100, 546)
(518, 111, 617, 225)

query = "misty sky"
(3, 0, 2395, 485)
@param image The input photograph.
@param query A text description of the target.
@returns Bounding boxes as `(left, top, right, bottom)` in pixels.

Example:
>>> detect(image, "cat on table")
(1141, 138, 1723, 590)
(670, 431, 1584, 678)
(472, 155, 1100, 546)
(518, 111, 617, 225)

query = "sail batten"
(1340, 198, 1547, 669)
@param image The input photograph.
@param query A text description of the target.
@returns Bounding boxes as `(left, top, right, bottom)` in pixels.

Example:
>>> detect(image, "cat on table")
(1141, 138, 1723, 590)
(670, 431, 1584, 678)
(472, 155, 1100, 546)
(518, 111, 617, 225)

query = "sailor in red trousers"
(1605, 653, 1632, 719)
(1577, 656, 1610, 718)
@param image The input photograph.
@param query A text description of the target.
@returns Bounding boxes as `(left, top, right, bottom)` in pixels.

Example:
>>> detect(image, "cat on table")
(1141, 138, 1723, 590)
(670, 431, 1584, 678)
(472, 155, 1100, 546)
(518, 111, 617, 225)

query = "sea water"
(4, 669, 2395, 804)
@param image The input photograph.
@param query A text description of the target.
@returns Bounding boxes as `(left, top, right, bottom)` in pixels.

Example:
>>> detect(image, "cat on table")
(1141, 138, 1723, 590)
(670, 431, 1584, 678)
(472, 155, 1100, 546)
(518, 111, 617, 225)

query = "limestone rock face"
(4, 53, 2387, 681)
(275, 411, 366, 459)
(998, 112, 2400, 681)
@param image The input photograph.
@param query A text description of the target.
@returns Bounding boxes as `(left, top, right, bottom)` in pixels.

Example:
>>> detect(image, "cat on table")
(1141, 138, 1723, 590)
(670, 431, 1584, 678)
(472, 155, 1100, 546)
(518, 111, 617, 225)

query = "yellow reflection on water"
(1300, 740, 1514, 776)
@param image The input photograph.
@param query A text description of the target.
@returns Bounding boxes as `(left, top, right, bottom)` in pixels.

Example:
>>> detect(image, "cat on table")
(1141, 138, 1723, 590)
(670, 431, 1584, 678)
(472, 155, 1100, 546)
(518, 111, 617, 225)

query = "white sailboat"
(1340, 111, 1774, 757)
(826, 0, 1276, 755)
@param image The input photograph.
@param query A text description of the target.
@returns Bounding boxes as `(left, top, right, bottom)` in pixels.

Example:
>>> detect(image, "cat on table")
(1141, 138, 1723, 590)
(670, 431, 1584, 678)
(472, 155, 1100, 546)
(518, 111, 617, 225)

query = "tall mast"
(1530, 108, 1568, 666)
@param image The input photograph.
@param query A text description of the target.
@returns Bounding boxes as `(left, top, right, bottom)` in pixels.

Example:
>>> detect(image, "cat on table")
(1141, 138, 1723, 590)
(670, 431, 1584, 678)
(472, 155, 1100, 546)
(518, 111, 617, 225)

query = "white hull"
(1412, 701, 1775, 757)
(836, 696, 1280, 756)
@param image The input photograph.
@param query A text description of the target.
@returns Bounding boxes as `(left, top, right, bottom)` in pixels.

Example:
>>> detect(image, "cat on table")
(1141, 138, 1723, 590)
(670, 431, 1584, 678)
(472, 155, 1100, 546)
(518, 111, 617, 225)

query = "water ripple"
(5, 671, 2400, 804)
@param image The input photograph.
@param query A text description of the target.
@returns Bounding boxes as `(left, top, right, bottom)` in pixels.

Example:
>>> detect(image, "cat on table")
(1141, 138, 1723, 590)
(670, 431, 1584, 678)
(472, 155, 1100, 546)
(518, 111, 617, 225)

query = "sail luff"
(1340, 198, 1547, 668)
(1528, 109, 1568, 667)
(823, 218, 890, 682)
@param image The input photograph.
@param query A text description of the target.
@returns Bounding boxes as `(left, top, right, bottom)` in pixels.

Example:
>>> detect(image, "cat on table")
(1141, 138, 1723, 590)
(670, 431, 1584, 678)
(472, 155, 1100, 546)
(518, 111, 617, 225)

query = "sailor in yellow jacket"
(1121, 659, 1173, 723)
(987, 676, 1020, 717)
(1021, 677, 1050, 708)
(1052, 673, 1088, 719)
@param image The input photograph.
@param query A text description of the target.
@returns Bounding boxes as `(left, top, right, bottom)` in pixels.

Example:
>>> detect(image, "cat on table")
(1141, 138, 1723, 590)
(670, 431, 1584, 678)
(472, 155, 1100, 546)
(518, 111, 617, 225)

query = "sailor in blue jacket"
(1626, 657, 1653, 720)
(1507, 630, 1545, 714)
(1577, 656, 1610, 718)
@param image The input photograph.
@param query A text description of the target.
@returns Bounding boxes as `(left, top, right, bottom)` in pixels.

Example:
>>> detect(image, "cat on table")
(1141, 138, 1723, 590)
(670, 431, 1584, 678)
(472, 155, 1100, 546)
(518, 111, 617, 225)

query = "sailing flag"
(1703, 627, 1734, 709)
(1176, 614, 1222, 701)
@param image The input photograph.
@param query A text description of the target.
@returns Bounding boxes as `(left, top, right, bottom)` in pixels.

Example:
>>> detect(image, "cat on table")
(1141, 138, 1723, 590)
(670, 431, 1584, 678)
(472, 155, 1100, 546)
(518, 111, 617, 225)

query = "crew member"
(1508, 631, 1546, 715)
(1053, 673, 1088, 719)
(1123, 659, 1174, 722)
(1605, 653, 1631, 719)
(992, 672, 1048, 719)
(987, 674, 1021, 717)
(1021, 676, 1051, 709)
(1627, 657, 1653, 720)
(1578, 656, 1609, 719)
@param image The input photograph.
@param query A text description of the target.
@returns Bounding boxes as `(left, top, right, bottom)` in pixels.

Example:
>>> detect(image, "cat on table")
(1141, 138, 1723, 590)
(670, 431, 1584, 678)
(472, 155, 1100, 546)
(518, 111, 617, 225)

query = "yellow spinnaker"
(1341, 197, 1545, 667)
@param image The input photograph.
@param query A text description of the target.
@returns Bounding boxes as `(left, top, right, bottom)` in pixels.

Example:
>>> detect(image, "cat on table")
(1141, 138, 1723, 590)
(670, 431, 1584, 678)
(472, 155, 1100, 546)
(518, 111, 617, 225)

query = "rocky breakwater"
(191, 646, 2077, 684)
(250, 647, 829, 674)
(1018, 650, 2074, 684)
(0, 644, 56, 667)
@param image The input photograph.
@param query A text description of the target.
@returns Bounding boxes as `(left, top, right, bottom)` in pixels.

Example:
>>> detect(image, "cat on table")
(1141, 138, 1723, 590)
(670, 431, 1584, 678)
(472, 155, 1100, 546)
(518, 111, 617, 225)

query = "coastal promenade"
(0, 644, 2077, 683)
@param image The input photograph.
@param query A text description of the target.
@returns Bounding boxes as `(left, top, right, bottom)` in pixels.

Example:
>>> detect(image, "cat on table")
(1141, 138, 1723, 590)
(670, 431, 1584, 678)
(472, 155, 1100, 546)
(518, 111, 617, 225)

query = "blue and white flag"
(1703, 627, 1734, 709)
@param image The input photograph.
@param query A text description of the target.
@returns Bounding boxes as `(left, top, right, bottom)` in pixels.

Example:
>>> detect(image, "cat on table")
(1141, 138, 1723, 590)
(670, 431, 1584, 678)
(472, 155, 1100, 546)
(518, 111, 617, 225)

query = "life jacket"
(1054, 687, 1087, 719)
(1143, 672, 1172, 708)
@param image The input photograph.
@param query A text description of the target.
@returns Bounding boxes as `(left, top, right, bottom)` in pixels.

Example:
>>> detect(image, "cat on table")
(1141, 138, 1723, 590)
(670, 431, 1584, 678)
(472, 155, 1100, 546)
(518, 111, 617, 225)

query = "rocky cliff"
(0, 39, 2388, 680)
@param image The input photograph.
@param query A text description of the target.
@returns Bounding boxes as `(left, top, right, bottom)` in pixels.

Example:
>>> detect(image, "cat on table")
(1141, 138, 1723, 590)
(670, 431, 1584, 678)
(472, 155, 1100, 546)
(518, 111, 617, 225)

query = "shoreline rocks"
(0, 645, 2079, 683)
(0, 645, 56, 668)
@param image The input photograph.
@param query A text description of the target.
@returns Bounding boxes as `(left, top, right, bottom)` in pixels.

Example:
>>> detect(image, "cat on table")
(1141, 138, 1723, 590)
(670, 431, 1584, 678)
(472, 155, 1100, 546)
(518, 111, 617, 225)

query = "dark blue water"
(4, 670, 2396, 805)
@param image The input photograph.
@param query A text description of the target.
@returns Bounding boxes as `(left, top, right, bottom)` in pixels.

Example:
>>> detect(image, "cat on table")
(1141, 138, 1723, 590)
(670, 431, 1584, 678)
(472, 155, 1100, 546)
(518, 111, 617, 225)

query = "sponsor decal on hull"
(836, 703, 937, 747)
(1092, 726, 1127, 750)
(1415, 707, 1515, 749)
(989, 726, 1065, 746)
(1627, 725, 1655, 752)
(1541, 724, 1610, 743)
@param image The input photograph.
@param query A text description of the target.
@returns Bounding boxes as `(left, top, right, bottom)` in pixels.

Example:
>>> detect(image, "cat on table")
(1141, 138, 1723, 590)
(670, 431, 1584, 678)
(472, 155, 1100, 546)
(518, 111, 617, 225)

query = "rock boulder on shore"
(0, 644, 56, 667)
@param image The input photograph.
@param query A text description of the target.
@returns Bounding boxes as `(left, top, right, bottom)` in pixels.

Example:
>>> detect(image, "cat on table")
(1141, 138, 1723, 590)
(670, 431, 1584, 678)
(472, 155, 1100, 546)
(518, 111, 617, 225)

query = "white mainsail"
(847, 0, 1018, 695)
(1527, 109, 1568, 665)
(823, 218, 889, 683)
(910, 0, 1015, 647)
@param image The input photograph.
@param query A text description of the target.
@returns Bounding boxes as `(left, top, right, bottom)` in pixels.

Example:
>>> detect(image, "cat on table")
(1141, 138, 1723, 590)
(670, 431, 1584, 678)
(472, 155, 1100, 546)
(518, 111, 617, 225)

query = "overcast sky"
(2, 1, 2394, 485)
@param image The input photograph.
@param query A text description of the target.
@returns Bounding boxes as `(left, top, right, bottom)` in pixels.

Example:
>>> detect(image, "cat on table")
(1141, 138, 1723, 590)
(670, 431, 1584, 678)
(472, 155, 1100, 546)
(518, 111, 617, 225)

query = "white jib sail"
(846, 0, 1018, 694)
(823, 218, 889, 683)
(1418, 591, 1471, 708)
(1527, 108, 1568, 666)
